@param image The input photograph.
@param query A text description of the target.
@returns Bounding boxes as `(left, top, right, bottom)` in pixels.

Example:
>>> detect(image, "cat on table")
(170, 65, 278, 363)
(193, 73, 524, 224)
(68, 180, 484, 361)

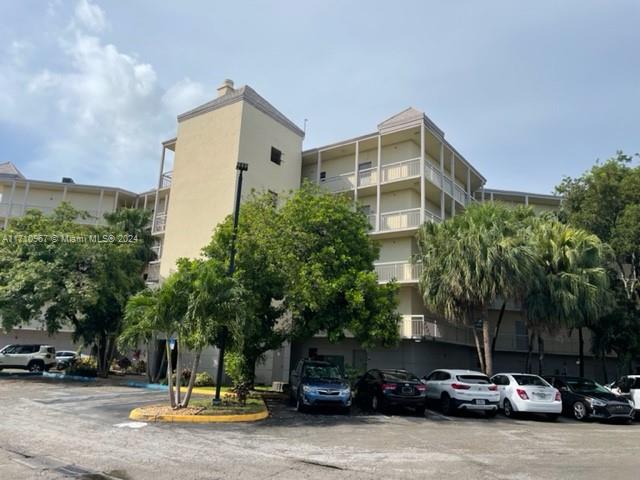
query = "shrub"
(225, 351, 249, 386)
(194, 371, 215, 387)
(66, 357, 98, 378)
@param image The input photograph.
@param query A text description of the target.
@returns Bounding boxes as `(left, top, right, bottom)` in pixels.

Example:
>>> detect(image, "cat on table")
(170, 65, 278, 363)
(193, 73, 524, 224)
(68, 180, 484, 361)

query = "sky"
(1, 0, 638, 194)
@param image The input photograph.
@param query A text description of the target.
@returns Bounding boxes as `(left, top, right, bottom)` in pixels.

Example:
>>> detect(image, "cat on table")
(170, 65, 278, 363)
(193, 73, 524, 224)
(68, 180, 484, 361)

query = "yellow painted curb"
(128, 402, 269, 424)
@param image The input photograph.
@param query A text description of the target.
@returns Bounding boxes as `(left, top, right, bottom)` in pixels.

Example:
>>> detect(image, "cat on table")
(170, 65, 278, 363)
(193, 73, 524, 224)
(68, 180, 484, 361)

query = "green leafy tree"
(203, 182, 400, 385)
(121, 257, 235, 408)
(524, 219, 611, 375)
(0, 204, 152, 377)
(417, 202, 536, 375)
(556, 152, 640, 373)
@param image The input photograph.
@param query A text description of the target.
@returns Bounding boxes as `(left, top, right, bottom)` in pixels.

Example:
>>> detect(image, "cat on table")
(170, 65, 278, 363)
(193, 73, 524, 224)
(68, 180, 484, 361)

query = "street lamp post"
(213, 161, 248, 404)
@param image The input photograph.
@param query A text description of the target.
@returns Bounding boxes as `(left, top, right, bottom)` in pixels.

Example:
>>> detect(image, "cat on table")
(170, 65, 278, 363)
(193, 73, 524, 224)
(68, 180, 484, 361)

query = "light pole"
(213, 161, 248, 404)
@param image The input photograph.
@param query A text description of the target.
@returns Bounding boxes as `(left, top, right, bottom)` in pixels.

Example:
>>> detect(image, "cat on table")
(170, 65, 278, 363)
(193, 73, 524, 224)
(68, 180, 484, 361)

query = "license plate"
(533, 392, 546, 400)
(476, 399, 485, 405)
(402, 387, 413, 394)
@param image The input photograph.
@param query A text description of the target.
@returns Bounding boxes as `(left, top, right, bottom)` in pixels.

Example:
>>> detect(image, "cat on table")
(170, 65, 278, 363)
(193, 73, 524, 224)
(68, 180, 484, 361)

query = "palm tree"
(524, 219, 611, 376)
(417, 203, 536, 375)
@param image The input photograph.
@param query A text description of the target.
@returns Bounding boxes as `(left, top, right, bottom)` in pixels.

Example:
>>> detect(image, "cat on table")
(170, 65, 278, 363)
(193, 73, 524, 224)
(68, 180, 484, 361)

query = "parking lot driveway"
(2, 379, 640, 480)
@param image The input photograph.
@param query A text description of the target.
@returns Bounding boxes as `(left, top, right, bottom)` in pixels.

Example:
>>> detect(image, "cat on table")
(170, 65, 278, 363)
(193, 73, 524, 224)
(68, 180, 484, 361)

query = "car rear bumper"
(453, 398, 499, 411)
(382, 393, 427, 407)
(512, 399, 563, 414)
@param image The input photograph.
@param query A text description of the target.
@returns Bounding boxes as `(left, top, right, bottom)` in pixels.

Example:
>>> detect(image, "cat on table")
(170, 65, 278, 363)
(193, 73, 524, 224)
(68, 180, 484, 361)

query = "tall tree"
(203, 182, 401, 385)
(556, 152, 640, 373)
(417, 203, 536, 375)
(0, 204, 152, 377)
(524, 219, 611, 376)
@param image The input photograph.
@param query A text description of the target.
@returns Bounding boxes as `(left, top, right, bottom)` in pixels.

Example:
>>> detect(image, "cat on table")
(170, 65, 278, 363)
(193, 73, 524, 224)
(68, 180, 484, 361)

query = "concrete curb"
(128, 401, 269, 423)
(123, 381, 218, 396)
(0, 371, 96, 382)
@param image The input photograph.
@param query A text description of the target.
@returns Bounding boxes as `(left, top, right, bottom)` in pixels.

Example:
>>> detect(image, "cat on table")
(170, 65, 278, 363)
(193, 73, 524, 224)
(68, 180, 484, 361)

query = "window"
(358, 162, 372, 171)
(320, 171, 326, 182)
(270, 146, 282, 165)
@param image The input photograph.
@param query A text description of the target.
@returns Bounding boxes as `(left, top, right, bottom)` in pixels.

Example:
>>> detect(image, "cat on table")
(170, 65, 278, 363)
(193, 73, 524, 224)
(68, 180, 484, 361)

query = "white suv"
(424, 369, 500, 417)
(0, 344, 56, 372)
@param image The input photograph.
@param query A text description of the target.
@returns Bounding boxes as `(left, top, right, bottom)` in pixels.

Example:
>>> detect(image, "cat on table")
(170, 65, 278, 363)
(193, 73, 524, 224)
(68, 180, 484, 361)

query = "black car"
(544, 375, 634, 422)
(354, 369, 427, 415)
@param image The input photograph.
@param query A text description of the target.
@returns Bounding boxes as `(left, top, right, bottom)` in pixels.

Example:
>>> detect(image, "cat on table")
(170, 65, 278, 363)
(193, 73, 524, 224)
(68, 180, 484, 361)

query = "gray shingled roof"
(177, 85, 305, 138)
(0, 162, 25, 179)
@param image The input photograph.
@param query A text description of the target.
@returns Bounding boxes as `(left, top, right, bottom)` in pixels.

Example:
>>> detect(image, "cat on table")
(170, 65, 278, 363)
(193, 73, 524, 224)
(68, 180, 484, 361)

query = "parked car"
(55, 350, 78, 369)
(544, 375, 634, 422)
(605, 375, 640, 419)
(289, 359, 352, 413)
(354, 369, 427, 415)
(0, 344, 56, 372)
(491, 373, 562, 420)
(423, 369, 499, 417)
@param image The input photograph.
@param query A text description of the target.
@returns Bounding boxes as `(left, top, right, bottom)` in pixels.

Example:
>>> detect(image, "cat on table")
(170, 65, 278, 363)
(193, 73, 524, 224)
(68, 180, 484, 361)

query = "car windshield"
(382, 371, 420, 382)
(513, 375, 548, 387)
(303, 365, 342, 381)
(457, 375, 490, 384)
(566, 378, 609, 394)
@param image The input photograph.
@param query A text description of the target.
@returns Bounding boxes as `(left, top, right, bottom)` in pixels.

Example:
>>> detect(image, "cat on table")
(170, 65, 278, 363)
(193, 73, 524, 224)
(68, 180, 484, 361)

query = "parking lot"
(1, 377, 639, 479)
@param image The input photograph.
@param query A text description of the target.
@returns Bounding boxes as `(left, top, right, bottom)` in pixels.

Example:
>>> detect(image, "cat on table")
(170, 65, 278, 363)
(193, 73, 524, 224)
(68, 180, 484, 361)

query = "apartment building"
(0, 80, 604, 382)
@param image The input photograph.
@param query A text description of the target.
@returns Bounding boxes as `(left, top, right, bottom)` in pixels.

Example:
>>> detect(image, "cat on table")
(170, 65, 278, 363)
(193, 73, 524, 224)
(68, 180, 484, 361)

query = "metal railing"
(379, 208, 421, 232)
(401, 315, 440, 339)
(374, 261, 422, 283)
(454, 184, 468, 206)
(150, 244, 162, 259)
(161, 171, 173, 189)
(321, 172, 356, 193)
(358, 168, 377, 187)
(424, 162, 443, 188)
(153, 212, 167, 234)
(381, 157, 420, 183)
(146, 261, 161, 283)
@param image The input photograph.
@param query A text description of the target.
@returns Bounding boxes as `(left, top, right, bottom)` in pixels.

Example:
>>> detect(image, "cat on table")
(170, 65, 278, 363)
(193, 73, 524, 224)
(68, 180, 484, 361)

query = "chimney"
(217, 79, 235, 97)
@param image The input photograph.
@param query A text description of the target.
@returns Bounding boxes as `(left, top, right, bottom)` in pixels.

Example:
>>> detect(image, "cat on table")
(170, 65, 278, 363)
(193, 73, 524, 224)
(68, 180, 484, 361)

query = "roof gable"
(0, 162, 25, 179)
(378, 107, 444, 138)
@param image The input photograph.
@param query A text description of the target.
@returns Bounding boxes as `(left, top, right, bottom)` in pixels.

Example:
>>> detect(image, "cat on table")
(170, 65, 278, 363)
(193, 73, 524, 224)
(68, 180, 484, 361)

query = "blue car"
(289, 359, 352, 413)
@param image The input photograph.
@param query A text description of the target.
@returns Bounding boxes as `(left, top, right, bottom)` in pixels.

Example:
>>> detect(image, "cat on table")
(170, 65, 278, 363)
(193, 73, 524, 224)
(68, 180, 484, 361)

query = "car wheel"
(28, 361, 44, 373)
(572, 401, 587, 421)
(441, 394, 453, 416)
(503, 399, 515, 418)
(295, 390, 306, 413)
(371, 394, 385, 413)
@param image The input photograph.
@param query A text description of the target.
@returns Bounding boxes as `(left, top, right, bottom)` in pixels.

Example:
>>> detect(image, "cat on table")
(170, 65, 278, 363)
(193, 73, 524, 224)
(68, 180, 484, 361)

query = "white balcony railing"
(153, 212, 167, 234)
(424, 163, 443, 187)
(442, 176, 454, 196)
(381, 157, 420, 183)
(146, 261, 161, 283)
(321, 172, 356, 193)
(454, 184, 468, 206)
(379, 208, 421, 232)
(358, 168, 377, 187)
(375, 261, 422, 283)
(161, 171, 173, 189)
(150, 244, 162, 259)
(401, 315, 440, 339)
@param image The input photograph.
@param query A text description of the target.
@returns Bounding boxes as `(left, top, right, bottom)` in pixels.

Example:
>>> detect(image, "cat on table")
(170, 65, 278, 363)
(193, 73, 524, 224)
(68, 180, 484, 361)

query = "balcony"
(357, 168, 377, 187)
(400, 315, 440, 339)
(146, 261, 161, 283)
(369, 208, 440, 233)
(152, 212, 167, 234)
(424, 163, 443, 187)
(150, 244, 162, 259)
(321, 172, 356, 193)
(454, 184, 468, 206)
(161, 171, 173, 189)
(380, 157, 420, 183)
(375, 261, 422, 283)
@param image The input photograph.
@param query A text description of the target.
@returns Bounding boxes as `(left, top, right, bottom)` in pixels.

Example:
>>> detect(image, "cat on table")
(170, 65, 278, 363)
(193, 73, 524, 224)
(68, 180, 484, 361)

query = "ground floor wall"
(0, 328, 83, 353)
(289, 337, 627, 384)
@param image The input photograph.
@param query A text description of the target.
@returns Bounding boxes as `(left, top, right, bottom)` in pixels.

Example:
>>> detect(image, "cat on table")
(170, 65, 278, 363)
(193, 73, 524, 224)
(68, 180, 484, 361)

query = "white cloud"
(74, 0, 107, 33)
(0, 0, 209, 191)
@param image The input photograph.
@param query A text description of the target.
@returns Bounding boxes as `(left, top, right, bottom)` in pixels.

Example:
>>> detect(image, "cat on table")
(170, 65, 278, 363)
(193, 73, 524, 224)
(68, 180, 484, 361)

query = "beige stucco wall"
(160, 99, 303, 278)
(160, 101, 243, 278)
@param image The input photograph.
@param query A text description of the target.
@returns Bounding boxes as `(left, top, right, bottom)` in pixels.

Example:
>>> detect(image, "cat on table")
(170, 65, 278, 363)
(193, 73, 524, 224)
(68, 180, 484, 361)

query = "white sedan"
(491, 373, 562, 420)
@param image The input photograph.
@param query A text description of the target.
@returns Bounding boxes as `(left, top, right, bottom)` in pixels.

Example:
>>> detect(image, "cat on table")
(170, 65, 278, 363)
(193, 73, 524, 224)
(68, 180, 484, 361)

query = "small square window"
(270, 147, 282, 165)
(320, 171, 326, 182)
